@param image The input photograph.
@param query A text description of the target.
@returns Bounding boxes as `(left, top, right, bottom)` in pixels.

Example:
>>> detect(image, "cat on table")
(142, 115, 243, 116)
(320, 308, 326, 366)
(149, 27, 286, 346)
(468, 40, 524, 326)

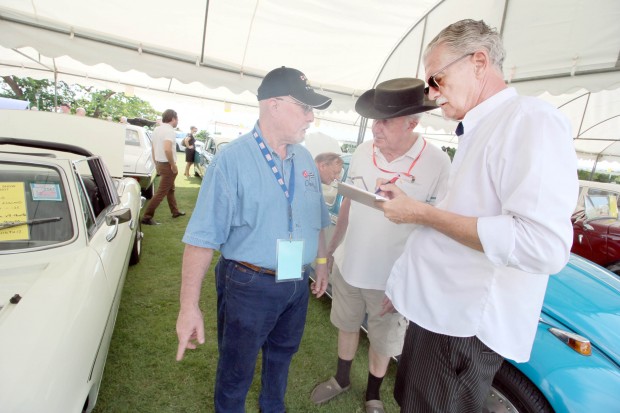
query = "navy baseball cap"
(257, 66, 332, 110)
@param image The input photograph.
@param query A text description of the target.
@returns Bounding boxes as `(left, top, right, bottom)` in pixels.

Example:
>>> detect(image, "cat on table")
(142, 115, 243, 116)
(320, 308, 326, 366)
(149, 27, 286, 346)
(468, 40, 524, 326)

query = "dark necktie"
(455, 122, 464, 136)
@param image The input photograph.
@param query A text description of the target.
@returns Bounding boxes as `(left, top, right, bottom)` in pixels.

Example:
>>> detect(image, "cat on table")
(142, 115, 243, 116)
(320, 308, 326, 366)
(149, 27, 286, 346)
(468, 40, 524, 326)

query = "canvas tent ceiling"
(1, 0, 619, 158)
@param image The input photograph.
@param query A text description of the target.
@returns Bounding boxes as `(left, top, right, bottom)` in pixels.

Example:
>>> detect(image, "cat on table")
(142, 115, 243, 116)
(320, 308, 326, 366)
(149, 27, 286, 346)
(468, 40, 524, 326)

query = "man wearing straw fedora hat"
(310, 78, 450, 413)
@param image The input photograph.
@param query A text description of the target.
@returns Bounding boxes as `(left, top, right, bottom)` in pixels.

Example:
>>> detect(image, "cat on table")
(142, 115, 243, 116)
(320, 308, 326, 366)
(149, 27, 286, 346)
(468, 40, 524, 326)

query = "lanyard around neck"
(253, 128, 295, 236)
(372, 138, 427, 177)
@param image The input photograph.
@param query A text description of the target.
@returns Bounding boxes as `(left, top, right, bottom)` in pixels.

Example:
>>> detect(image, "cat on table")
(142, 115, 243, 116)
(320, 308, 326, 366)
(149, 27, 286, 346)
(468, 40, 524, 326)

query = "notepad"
(337, 182, 387, 210)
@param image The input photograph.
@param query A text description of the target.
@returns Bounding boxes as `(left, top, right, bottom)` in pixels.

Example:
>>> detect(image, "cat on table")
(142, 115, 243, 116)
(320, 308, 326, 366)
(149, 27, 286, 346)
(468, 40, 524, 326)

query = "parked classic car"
(316, 156, 620, 413)
(123, 123, 156, 199)
(0, 110, 143, 413)
(571, 179, 620, 273)
(194, 135, 236, 178)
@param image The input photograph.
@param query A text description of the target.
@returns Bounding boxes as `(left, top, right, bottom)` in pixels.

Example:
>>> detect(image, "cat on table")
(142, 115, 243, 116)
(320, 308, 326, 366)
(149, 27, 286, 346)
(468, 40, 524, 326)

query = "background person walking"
(183, 126, 198, 177)
(141, 109, 185, 225)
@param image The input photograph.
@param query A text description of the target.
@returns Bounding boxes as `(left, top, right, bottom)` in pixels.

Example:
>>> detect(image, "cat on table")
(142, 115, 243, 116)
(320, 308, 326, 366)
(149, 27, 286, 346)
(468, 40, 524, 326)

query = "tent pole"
(577, 92, 591, 138)
(200, 0, 210, 65)
(590, 154, 601, 180)
(370, 0, 446, 87)
(53, 58, 58, 110)
(357, 117, 368, 146)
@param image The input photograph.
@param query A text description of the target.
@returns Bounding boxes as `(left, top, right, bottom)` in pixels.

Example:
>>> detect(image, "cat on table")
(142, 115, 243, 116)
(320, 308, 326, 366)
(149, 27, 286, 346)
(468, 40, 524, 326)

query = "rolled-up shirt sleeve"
(477, 105, 578, 275)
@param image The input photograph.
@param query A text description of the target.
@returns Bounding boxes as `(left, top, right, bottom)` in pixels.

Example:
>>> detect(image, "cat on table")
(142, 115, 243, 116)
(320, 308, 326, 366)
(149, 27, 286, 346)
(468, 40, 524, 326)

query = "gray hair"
(407, 113, 423, 123)
(315, 152, 343, 165)
(424, 19, 505, 71)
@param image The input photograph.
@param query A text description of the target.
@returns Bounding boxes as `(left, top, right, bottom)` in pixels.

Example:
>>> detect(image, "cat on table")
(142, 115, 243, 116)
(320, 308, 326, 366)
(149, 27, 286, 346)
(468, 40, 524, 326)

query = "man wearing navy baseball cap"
(177, 66, 332, 413)
(257, 66, 332, 110)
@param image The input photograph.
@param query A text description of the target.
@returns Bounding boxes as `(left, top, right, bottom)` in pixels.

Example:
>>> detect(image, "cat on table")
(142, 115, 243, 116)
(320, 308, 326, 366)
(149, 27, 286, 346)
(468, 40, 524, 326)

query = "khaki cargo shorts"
(329, 268, 407, 357)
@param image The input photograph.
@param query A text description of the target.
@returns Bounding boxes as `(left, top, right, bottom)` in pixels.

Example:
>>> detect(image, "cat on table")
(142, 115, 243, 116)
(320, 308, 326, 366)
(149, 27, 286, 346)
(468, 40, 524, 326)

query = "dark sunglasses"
(424, 53, 474, 95)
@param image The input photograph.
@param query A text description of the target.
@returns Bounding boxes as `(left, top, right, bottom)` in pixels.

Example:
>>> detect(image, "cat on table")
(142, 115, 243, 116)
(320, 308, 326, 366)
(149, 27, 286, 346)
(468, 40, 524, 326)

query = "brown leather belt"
(237, 261, 276, 276)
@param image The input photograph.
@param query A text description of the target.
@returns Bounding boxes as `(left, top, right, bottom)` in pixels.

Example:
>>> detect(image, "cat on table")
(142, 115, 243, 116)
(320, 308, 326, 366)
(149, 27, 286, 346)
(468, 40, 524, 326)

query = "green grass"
(93, 160, 399, 413)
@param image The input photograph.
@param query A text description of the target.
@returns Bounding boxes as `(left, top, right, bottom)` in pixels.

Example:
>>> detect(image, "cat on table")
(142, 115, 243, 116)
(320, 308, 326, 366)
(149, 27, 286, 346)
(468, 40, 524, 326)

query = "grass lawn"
(93, 160, 400, 413)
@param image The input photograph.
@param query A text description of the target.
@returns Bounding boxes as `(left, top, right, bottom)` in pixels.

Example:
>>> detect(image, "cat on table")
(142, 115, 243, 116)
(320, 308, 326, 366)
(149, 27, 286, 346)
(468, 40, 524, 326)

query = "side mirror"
(106, 208, 132, 226)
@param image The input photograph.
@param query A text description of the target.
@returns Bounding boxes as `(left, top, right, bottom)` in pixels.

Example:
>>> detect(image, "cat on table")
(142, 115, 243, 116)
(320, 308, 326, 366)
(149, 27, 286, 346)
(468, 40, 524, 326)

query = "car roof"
(213, 135, 235, 145)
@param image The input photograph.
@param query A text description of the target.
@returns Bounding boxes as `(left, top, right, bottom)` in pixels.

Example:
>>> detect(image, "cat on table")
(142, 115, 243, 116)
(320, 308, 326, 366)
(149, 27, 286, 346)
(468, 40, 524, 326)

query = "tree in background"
(195, 129, 210, 143)
(1, 76, 74, 111)
(577, 169, 620, 184)
(340, 142, 357, 153)
(442, 146, 456, 161)
(1, 75, 159, 121)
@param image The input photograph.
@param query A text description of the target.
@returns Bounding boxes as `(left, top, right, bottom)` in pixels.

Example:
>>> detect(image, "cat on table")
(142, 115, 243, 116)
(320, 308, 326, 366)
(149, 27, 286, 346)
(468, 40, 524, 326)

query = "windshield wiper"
(0, 217, 62, 230)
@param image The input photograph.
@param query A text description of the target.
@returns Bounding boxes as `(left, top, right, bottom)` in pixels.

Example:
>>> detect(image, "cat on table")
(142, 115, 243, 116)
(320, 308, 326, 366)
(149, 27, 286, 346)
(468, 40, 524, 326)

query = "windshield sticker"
(0, 182, 29, 241)
(30, 183, 62, 201)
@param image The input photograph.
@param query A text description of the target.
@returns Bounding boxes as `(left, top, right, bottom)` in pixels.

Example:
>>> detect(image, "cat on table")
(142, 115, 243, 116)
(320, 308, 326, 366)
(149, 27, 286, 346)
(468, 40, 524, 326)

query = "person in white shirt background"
(141, 109, 186, 225)
(377, 19, 578, 413)
(311, 78, 450, 413)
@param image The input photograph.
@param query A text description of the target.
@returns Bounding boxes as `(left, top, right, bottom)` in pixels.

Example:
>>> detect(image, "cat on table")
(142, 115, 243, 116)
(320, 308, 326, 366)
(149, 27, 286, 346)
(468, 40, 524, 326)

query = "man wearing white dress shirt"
(377, 19, 578, 413)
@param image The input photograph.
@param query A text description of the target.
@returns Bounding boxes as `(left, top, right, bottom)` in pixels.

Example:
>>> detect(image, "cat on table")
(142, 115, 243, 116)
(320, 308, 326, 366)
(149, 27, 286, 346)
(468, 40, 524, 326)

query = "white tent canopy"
(1, 0, 619, 156)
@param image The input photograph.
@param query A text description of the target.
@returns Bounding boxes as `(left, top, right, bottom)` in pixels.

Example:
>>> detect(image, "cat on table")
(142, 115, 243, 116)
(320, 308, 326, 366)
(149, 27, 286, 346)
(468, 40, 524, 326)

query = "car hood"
(0, 247, 106, 334)
(544, 255, 620, 365)
(0, 247, 109, 410)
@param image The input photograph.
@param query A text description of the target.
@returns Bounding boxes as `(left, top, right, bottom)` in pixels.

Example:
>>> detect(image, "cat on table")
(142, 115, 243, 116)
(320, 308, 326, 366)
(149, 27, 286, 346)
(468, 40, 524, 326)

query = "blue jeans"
(214, 257, 310, 413)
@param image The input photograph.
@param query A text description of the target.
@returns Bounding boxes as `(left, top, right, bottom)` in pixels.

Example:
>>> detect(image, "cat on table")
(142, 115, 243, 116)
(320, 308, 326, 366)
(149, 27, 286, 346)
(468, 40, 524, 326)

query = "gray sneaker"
(310, 376, 351, 405)
(365, 399, 386, 413)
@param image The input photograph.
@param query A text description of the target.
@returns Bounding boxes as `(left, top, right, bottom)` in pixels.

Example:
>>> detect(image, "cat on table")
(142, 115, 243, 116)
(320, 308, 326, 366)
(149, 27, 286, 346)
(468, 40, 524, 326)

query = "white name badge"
(276, 239, 304, 282)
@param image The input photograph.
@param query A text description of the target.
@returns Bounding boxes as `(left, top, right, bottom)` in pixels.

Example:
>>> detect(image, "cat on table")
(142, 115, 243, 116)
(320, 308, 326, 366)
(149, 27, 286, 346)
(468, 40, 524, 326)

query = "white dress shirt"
(152, 123, 177, 163)
(334, 138, 450, 290)
(385, 88, 579, 362)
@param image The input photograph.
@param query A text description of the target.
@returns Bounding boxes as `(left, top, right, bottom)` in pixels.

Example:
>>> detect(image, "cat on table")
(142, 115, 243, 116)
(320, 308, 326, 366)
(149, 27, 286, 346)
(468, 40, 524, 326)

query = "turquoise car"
(320, 155, 620, 413)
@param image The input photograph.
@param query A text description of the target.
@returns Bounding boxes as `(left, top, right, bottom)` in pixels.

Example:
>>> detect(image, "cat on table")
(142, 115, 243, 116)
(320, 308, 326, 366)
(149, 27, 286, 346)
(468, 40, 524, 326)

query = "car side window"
(206, 138, 216, 154)
(74, 173, 96, 233)
(72, 157, 119, 236)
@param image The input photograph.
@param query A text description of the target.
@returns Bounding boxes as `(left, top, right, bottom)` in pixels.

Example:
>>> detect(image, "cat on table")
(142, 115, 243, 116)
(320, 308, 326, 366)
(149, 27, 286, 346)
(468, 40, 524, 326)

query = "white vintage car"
(123, 123, 156, 199)
(0, 110, 143, 413)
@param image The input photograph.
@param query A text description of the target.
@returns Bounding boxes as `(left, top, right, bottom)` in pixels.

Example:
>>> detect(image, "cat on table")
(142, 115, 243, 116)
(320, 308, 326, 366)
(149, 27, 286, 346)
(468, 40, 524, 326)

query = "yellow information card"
(0, 182, 29, 241)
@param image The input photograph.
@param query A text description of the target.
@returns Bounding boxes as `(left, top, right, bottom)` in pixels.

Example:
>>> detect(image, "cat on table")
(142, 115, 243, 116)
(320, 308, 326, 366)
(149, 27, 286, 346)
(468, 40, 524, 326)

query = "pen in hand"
(375, 177, 398, 194)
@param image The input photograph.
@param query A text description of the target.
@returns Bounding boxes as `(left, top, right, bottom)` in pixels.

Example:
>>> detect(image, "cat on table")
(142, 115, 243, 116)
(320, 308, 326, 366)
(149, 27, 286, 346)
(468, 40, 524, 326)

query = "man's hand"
(375, 179, 406, 199)
(311, 263, 328, 298)
(379, 295, 396, 316)
(171, 163, 178, 174)
(376, 182, 430, 225)
(176, 307, 205, 361)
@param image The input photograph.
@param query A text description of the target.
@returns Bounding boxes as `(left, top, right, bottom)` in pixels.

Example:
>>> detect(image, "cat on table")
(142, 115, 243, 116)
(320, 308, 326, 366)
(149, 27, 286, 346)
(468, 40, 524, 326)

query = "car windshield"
(584, 192, 620, 220)
(0, 162, 74, 251)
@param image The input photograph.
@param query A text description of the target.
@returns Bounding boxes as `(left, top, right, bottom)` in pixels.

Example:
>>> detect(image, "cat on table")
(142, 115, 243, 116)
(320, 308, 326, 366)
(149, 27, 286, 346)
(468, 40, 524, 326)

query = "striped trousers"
(394, 322, 504, 413)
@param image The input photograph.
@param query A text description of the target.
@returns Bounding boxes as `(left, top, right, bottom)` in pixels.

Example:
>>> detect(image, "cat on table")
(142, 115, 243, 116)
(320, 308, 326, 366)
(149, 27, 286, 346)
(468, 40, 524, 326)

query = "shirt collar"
(254, 121, 295, 160)
(461, 87, 517, 136)
(375, 133, 425, 163)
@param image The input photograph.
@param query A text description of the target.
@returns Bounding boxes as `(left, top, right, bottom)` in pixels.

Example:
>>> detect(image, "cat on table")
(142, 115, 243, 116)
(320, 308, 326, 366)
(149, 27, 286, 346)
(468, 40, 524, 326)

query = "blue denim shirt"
(183, 123, 330, 269)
